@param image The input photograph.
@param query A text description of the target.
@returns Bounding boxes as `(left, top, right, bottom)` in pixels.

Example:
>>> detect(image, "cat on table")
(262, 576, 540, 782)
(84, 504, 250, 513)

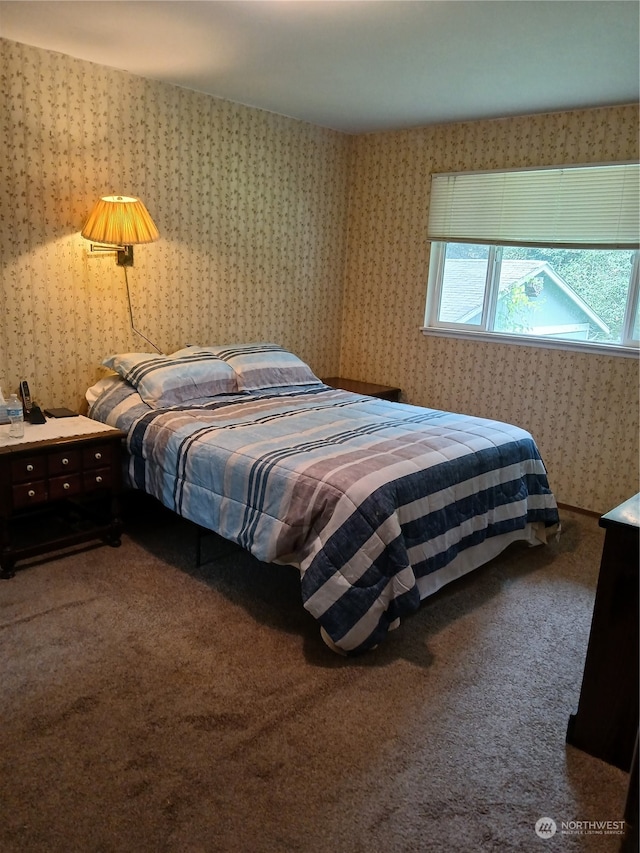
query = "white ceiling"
(0, 0, 638, 134)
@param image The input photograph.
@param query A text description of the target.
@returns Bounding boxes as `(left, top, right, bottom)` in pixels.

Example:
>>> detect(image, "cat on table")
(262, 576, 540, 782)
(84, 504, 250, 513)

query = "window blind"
(427, 163, 640, 248)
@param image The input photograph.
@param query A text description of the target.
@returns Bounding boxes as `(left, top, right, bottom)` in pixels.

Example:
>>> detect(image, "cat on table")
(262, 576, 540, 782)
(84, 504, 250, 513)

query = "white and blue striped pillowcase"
(102, 351, 238, 407)
(178, 343, 321, 391)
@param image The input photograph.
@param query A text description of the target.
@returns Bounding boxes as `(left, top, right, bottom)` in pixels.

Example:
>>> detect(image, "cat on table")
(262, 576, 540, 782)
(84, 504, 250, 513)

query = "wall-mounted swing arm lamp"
(81, 195, 162, 352)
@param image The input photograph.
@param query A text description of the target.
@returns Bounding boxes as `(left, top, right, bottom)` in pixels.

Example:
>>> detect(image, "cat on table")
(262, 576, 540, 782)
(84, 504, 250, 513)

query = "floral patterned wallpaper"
(0, 38, 349, 411)
(1, 37, 637, 512)
(340, 105, 639, 512)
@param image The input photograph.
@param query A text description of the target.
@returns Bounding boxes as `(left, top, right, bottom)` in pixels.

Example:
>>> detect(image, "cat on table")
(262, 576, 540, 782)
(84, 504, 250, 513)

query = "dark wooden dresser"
(566, 492, 639, 772)
(0, 417, 125, 577)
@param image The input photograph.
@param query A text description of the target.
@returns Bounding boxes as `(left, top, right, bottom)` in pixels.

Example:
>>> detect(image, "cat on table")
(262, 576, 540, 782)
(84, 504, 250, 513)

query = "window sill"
(420, 326, 640, 358)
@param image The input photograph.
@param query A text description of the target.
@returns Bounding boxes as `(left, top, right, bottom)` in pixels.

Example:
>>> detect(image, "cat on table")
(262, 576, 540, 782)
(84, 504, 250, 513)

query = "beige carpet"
(0, 495, 630, 853)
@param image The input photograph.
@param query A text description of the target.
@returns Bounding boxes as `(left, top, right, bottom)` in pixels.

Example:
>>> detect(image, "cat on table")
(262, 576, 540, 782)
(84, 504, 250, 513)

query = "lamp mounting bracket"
(88, 243, 134, 267)
(117, 246, 134, 267)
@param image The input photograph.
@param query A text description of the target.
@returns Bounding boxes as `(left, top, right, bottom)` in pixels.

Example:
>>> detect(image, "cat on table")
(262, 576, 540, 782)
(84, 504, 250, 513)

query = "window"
(423, 164, 640, 354)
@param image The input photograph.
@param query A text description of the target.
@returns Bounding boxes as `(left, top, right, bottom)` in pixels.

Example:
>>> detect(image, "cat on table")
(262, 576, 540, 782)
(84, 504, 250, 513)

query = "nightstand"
(0, 416, 125, 578)
(321, 377, 402, 402)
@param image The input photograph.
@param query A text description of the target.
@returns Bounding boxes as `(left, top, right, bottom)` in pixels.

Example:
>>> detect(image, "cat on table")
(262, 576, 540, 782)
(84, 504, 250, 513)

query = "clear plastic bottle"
(7, 393, 25, 438)
(0, 387, 7, 425)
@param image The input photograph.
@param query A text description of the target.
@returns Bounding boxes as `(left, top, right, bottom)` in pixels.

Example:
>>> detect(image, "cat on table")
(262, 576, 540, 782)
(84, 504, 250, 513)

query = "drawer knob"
(94, 452, 102, 460)
(28, 489, 35, 498)
(62, 458, 69, 466)
(26, 464, 34, 472)
(95, 475, 103, 484)
(63, 482, 70, 490)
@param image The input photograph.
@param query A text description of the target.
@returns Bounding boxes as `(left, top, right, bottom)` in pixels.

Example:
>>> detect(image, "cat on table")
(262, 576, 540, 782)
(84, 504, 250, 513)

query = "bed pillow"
(85, 374, 123, 406)
(102, 351, 238, 406)
(192, 343, 321, 391)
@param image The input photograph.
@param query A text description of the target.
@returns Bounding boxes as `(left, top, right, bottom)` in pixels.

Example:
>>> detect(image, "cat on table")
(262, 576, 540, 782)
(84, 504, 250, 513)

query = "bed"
(87, 343, 560, 655)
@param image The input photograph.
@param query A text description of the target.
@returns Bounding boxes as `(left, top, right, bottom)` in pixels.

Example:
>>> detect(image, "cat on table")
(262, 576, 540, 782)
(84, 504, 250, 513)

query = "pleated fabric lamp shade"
(81, 195, 162, 351)
(81, 195, 159, 246)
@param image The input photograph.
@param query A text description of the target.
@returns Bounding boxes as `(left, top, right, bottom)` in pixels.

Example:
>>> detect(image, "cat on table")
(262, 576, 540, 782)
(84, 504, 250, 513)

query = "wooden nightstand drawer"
(11, 456, 46, 483)
(82, 444, 113, 469)
(12, 481, 48, 509)
(83, 467, 112, 492)
(48, 449, 81, 475)
(49, 472, 83, 500)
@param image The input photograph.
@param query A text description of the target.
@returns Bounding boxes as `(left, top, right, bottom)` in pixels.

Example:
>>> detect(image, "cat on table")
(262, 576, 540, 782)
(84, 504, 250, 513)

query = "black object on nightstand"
(44, 407, 78, 418)
(27, 405, 47, 424)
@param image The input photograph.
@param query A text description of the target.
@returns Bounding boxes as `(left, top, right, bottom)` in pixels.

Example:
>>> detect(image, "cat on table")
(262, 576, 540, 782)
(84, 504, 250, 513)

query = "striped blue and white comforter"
(90, 380, 559, 654)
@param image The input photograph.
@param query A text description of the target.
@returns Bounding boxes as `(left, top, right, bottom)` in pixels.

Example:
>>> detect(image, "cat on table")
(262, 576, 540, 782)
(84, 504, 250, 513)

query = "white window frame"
(423, 243, 640, 357)
(422, 162, 640, 358)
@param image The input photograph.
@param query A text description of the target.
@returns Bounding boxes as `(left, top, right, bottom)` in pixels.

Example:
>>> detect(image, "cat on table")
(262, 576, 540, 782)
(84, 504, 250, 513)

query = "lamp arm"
(123, 266, 163, 354)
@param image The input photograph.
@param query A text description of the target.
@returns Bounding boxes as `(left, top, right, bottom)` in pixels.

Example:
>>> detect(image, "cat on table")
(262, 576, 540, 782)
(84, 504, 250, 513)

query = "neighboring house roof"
(441, 259, 610, 333)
